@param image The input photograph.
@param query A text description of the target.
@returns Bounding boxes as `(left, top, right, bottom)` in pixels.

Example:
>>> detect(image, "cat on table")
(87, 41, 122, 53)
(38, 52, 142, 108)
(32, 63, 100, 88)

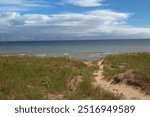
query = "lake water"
(0, 39, 150, 60)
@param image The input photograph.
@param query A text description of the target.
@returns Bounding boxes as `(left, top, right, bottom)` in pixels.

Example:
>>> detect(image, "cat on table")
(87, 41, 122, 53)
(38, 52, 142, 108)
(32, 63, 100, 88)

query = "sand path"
(93, 60, 150, 100)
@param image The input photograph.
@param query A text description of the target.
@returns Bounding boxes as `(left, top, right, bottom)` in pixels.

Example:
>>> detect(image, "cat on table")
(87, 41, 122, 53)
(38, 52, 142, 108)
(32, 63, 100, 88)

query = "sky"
(0, 0, 150, 41)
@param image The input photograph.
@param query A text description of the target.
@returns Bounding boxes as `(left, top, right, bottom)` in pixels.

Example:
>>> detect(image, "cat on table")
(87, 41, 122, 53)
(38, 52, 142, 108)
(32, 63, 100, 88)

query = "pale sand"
(93, 60, 150, 100)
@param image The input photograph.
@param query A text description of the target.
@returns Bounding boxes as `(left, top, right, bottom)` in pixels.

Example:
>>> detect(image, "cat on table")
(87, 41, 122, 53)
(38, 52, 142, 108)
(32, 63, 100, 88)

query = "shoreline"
(0, 51, 149, 60)
(0, 52, 111, 61)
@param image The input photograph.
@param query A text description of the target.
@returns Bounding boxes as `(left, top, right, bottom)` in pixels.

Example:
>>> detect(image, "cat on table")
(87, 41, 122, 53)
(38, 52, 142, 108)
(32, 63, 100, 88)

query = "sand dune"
(93, 60, 150, 100)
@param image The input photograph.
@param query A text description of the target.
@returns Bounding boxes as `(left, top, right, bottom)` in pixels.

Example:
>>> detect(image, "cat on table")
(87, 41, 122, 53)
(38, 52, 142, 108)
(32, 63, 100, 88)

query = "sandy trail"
(93, 60, 150, 100)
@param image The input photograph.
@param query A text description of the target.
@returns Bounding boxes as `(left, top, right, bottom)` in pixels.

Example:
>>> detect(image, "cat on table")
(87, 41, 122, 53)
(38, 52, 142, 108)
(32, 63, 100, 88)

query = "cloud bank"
(0, 10, 150, 41)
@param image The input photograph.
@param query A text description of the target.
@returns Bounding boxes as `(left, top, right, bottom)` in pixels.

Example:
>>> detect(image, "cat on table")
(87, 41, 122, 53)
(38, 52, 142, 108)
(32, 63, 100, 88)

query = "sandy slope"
(93, 60, 150, 100)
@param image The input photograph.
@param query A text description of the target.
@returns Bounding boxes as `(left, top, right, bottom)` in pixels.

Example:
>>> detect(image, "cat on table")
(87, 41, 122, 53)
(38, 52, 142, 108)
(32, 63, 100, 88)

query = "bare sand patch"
(93, 60, 150, 100)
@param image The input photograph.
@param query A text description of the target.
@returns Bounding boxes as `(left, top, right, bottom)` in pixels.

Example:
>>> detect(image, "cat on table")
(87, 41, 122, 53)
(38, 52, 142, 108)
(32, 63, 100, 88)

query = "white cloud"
(0, 0, 51, 12)
(0, 10, 129, 27)
(0, 10, 150, 40)
(65, 0, 102, 7)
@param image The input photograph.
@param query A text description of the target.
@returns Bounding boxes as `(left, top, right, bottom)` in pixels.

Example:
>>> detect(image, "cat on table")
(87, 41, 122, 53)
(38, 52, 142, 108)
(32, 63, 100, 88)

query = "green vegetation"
(103, 52, 150, 94)
(0, 56, 118, 100)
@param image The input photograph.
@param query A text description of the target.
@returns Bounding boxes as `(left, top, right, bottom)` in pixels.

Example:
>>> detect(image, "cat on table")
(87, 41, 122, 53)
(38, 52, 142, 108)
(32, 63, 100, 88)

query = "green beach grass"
(0, 56, 118, 100)
(103, 52, 150, 95)
(1, 53, 149, 100)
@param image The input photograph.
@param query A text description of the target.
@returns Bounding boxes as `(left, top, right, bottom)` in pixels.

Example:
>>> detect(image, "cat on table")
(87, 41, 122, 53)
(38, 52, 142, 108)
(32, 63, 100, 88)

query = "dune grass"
(103, 52, 150, 94)
(0, 56, 118, 100)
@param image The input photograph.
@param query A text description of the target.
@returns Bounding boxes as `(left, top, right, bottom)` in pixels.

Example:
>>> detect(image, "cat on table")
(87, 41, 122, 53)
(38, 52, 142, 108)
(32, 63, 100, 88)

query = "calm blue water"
(0, 39, 150, 60)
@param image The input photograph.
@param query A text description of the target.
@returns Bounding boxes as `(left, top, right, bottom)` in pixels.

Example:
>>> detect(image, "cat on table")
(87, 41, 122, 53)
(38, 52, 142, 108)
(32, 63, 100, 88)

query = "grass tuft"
(0, 56, 118, 100)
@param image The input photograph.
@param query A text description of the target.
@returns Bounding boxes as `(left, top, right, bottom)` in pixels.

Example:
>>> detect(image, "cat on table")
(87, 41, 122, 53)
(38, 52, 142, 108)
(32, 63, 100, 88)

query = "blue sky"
(0, 0, 150, 41)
